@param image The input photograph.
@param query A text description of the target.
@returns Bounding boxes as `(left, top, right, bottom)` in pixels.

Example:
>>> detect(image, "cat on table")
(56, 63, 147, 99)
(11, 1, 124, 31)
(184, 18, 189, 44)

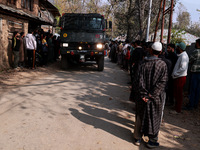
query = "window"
(63, 16, 103, 30)
(21, 0, 33, 11)
(29, 0, 33, 11)
(21, 0, 25, 8)
(8, 20, 24, 33)
(7, 0, 16, 5)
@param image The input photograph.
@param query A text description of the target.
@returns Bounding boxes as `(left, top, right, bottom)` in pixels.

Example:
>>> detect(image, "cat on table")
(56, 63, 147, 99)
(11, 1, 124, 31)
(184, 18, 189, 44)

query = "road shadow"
(69, 108, 133, 143)
(2, 57, 199, 149)
(78, 103, 134, 129)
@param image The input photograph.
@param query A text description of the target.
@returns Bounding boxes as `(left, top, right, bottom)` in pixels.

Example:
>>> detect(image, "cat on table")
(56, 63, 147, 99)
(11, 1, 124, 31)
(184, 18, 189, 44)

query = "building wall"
(0, 0, 57, 70)
(0, 14, 9, 69)
(0, 0, 39, 16)
(0, 0, 6, 4)
(33, 0, 39, 16)
(0, 0, 39, 70)
(0, 14, 28, 70)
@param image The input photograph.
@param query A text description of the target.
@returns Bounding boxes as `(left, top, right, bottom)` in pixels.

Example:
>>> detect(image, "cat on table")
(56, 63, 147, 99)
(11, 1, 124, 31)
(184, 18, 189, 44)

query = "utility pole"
(153, 0, 163, 42)
(146, 0, 153, 42)
(161, 0, 166, 43)
(112, 10, 114, 39)
(167, 0, 174, 44)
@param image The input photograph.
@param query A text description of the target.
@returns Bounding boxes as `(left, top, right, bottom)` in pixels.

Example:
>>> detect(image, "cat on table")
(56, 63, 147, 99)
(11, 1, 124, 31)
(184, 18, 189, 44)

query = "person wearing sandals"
(132, 42, 168, 148)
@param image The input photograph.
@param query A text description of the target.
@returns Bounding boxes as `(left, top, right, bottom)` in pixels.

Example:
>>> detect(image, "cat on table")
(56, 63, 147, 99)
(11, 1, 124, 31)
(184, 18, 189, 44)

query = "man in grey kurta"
(132, 42, 168, 148)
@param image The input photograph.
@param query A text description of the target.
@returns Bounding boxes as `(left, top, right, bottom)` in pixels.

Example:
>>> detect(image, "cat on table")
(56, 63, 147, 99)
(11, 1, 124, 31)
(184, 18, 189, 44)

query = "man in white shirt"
(170, 42, 189, 114)
(25, 29, 37, 69)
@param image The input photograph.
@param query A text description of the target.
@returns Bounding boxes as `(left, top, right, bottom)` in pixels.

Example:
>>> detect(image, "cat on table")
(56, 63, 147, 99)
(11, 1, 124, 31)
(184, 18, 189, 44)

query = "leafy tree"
(113, 0, 135, 40)
(170, 29, 186, 44)
(176, 3, 191, 29)
(186, 22, 200, 37)
(175, 5, 200, 38)
(85, 0, 101, 13)
(54, 0, 86, 14)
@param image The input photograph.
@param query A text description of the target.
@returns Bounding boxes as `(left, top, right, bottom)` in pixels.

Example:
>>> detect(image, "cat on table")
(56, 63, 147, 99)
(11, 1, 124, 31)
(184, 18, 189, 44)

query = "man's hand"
(142, 97, 149, 103)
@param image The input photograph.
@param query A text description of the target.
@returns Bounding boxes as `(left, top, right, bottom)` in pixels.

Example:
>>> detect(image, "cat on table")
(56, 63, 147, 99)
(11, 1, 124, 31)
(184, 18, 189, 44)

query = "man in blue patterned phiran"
(132, 42, 168, 148)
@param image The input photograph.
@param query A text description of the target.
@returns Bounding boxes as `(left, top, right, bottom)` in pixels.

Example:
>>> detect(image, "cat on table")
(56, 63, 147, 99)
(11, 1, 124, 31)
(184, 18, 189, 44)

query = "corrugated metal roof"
(149, 29, 199, 45)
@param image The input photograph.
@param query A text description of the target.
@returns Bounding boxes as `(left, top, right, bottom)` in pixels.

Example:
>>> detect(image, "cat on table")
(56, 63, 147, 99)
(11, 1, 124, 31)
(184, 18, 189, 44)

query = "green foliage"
(171, 29, 186, 44)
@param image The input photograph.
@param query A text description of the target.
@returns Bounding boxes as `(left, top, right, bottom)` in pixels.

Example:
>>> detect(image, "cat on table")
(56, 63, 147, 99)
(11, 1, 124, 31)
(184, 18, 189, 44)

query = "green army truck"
(59, 13, 109, 71)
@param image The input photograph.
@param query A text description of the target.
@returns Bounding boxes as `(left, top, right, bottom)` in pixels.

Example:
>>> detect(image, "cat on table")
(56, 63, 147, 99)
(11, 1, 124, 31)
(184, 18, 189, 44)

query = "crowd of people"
(11, 29, 200, 148)
(107, 38, 200, 148)
(11, 29, 60, 70)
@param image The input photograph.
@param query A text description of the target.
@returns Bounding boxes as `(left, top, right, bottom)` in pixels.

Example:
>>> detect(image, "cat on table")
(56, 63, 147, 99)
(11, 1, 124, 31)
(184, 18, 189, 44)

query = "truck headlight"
(97, 44, 103, 49)
(63, 43, 69, 47)
(79, 46, 82, 50)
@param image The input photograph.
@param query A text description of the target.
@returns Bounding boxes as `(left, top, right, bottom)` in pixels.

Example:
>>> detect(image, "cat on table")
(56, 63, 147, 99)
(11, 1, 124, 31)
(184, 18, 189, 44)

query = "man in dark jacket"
(131, 40, 146, 78)
(165, 44, 178, 106)
(132, 42, 168, 148)
(12, 31, 20, 69)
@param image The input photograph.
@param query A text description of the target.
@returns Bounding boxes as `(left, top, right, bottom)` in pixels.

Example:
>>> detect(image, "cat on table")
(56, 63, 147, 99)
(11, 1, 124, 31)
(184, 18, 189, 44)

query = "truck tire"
(97, 56, 104, 71)
(61, 55, 69, 70)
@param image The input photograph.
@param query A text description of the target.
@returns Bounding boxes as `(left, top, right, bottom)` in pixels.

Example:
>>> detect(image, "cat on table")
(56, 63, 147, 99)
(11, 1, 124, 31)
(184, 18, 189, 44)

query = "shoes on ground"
(169, 110, 180, 115)
(134, 138, 141, 146)
(146, 141, 159, 149)
(14, 67, 20, 71)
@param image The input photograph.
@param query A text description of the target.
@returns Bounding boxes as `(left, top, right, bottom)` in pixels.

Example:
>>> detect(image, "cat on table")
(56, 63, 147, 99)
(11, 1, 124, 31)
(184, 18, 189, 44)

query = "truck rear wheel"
(61, 55, 69, 70)
(97, 56, 104, 71)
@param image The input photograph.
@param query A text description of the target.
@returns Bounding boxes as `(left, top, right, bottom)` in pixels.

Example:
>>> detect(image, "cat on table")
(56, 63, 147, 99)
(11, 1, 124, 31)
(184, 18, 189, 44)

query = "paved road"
(0, 58, 138, 150)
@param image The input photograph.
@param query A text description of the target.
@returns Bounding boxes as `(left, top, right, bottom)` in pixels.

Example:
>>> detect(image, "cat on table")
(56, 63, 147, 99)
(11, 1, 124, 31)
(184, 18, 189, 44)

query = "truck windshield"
(62, 16, 103, 30)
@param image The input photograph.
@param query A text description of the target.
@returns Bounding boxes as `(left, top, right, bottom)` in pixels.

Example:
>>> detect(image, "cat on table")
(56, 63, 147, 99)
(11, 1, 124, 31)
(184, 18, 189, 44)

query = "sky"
(173, 0, 200, 23)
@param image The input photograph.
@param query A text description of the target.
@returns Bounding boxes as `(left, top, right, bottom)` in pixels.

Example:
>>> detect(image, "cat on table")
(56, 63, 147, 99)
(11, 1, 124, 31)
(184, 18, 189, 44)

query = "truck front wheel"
(97, 56, 104, 71)
(61, 55, 69, 70)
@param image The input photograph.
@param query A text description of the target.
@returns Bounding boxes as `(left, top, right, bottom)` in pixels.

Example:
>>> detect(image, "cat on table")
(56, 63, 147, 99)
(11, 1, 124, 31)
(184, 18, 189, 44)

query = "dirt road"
(0, 58, 200, 150)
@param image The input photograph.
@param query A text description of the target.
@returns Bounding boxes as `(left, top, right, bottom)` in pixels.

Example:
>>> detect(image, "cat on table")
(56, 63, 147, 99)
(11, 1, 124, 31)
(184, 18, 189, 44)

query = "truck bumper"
(60, 49, 105, 56)
(60, 48, 105, 62)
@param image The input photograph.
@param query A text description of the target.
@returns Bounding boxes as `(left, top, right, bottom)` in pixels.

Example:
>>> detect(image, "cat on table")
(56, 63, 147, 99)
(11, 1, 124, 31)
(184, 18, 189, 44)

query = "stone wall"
(0, 14, 28, 70)
(0, 14, 9, 70)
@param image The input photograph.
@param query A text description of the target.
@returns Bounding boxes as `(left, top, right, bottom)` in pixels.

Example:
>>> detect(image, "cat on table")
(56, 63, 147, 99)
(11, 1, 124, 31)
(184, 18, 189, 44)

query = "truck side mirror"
(53, 18, 57, 27)
(105, 19, 108, 29)
(58, 17, 61, 27)
(109, 21, 112, 29)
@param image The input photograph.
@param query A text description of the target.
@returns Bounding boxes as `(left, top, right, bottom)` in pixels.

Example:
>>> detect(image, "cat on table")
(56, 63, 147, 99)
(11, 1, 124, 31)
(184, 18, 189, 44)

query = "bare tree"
(53, 0, 177, 41)
(54, 0, 86, 13)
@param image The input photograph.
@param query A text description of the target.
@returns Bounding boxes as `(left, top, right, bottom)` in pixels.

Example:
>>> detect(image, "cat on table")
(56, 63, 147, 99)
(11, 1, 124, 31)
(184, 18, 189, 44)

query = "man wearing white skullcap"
(131, 41, 168, 148)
